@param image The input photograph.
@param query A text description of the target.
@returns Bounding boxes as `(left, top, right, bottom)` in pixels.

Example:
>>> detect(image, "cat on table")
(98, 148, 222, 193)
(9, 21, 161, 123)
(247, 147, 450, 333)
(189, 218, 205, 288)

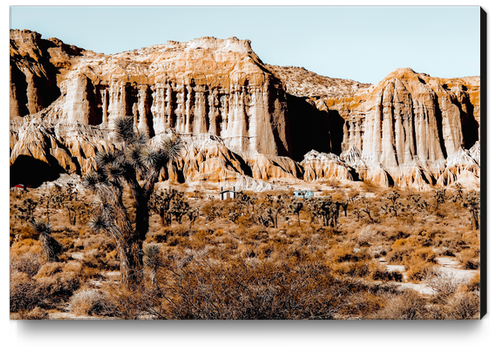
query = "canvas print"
(9, 6, 482, 320)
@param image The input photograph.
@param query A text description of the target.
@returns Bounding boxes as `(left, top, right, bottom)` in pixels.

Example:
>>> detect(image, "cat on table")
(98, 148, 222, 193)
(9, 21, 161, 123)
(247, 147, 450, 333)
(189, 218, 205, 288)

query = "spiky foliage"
(30, 219, 62, 262)
(462, 191, 480, 230)
(168, 190, 189, 224)
(408, 193, 428, 212)
(16, 198, 38, 222)
(450, 183, 464, 202)
(143, 244, 162, 292)
(433, 188, 446, 210)
(307, 196, 341, 227)
(287, 200, 304, 226)
(187, 208, 199, 228)
(353, 196, 375, 223)
(83, 116, 182, 290)
(149, 189, 187, 226)
(263, 193, 288, 228)
(380, 191, 406, 217)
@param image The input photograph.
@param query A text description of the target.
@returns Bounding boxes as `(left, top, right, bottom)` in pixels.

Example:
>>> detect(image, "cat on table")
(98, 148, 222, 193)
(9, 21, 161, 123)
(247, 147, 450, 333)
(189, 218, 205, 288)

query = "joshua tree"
(288, 200, 304, 226)
(30, 219, 62, 262)
(168, 190, 189, 224)
(339, 199, 349, 217)
(228, 209, 240, 224)
(17, 198, 38, 222)
(84, 116, 182, 290)
(462, 191, 480, 230)
(354, 196, 375, 223)
(143, 244, 162, 293)
(408, 193, 428, 212)
(149, 188, 180, 226)
(433, 188, 446, 210)
(353, 207, 362, 222)
(187, 208, 199, 228)
(235, 192, 257, 219)
(450, 183, 464, 203)
(270, 194, 288, 228)
(307, 197, 340, 227)
(256, 205, 274, 227)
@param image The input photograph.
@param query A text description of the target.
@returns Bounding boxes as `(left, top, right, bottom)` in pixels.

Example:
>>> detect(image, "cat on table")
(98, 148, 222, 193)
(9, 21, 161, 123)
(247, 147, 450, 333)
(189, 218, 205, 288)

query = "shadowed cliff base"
(286, 95, 344, 161)
(10, 155, 61, 188)
(8, 30, 481, 190)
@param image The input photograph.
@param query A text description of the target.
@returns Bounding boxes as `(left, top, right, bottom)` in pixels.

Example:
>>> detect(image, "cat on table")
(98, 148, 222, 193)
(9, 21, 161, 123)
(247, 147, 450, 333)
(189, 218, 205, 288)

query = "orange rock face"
(10, 30, 480, 190)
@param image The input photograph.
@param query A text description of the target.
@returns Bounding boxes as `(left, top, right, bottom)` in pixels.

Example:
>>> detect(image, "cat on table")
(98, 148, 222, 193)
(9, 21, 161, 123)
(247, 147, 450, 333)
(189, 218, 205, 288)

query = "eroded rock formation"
(10, 29, 480, 190)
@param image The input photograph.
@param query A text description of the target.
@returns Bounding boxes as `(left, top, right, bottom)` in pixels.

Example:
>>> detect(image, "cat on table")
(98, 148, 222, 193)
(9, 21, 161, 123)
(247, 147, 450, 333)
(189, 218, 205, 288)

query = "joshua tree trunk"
(471, 209, 480, 230)
(40, 233, 59, 262)
(116, 241, 144, 291)
(85, 116, 182, 291)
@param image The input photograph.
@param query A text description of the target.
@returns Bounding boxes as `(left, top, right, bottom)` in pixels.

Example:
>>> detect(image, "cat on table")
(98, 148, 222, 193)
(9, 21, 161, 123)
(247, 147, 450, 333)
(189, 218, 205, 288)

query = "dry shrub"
(10, 225, 38, 243)
(237, 244, 257, 258)
(347, 292, 385, 317)
(371, 289, 427, 319)
(10, 238, 42, 257)
(33, 262, 82, 305)
(356, 225, 378, 246)
(35, 262, 64, 277)
(425, 267, 469, 300)
(445, 291, 480, 319)
(463, 273, 480, 292)
(35, 272, 80, 303)
(403, 247, 437, 282)
(190, 229, 213, 250)
(68, 288, 108, 316)
(316, 226, 334, 239)
(10, 251, 42, 277)
(458, 249, 479, 270)
(93, 285, 162, 319)
(82, 249, 110, 270)
(384, 229, 411, 242)
(257, 243, 274, 259)
(10, 307, 49, 320)
(346, 261, 370, 278)
(10, 272, 42, 312)
(237, 215, 253, 227)
(83, 234, 115, 253)
(387, 238, 433, 264)
(361, 180, 380, 193)
(145, 230, 169, 243)
(160, 256, 385, 319)
(440, 237, 463, 254)
(405, 262, 435, 283)
(329, 262, 353, 277)
(412, 247, 437, 263)
(214, 229, 225, 237)
(330, 244, 371, 263)
(370, 263, 403, 282)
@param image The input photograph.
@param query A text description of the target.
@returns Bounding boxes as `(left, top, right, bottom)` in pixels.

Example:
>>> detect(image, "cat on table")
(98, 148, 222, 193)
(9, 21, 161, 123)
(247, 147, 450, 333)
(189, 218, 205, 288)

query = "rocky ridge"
(10, 29, 480, 190)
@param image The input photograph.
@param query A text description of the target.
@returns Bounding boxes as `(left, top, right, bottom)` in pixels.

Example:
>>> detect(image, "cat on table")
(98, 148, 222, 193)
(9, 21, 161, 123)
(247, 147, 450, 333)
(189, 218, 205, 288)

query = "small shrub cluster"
(10, 182, 480, 320)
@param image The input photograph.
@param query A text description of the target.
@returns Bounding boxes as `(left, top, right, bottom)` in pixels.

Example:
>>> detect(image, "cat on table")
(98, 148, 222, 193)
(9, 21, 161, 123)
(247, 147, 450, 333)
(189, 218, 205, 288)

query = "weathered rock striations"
(10, 30, 480, 190)
(274, 66, 480, 189)
(10, 30, 291, 158)
(301, 150, 353, 182)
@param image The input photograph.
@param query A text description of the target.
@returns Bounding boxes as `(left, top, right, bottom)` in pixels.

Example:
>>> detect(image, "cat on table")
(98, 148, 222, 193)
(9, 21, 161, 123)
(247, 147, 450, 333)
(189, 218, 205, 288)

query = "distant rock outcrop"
(10, 29, 480, 190)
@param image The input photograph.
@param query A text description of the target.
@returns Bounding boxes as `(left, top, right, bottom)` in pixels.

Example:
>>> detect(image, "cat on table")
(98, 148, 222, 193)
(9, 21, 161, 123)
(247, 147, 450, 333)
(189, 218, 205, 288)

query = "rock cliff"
(10, 29, 480, 190)
(10, 29, 291, 157)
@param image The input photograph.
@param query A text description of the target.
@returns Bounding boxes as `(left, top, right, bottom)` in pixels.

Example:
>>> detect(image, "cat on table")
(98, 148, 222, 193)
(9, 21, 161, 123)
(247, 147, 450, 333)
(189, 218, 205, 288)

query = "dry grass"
(9, 184, 480, 320)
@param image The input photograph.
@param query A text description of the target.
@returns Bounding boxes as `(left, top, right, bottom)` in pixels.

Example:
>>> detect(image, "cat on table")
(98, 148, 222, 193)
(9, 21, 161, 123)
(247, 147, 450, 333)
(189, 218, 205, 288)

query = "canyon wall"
(10, 30, 291, 157)
(10, 29, 480, 190)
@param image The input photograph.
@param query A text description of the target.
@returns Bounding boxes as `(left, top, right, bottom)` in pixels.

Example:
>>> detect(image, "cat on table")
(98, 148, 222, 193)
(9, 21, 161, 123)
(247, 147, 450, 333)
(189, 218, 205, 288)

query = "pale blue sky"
(10, 5, 481, 83)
